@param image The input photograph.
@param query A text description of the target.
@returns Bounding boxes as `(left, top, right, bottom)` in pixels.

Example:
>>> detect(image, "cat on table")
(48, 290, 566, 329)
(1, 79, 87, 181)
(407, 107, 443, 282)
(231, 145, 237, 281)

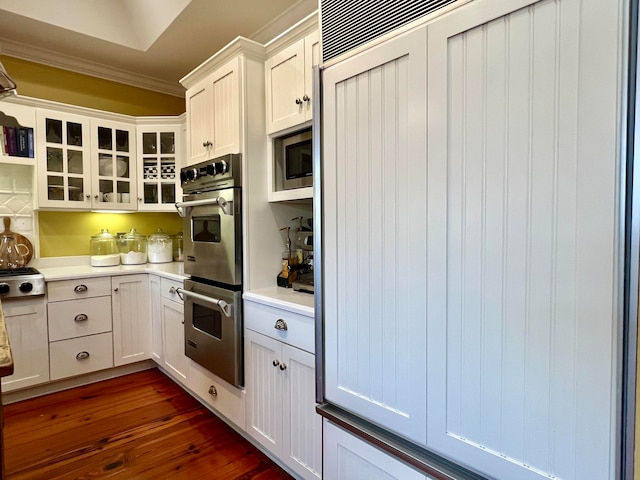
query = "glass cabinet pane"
(143, 132, 157, 154)
(144, 184, 158, 204)
(98, 153, 112, 176)
(160, 157, 175, 179)
(68, 177, 84, 202)
(47, 176, 64, 200)
(161, 184, 175, 204)
(98, 127, 112, 150)
(47, 147, 63, 172)
(116, 155, 129, 178)
(67, 122, 83, 146)
(116, 129, 129, 152)
(46, 119, 63, 144)
(160, 132, 175, 154)
(67, 150, 83, 174)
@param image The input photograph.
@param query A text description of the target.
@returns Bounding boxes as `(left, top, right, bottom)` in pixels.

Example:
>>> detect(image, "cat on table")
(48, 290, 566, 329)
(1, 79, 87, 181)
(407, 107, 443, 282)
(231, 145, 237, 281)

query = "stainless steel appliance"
(176, 153, 244, 387)
(274, 127, 313, 191)
(0, 267, 45, 298)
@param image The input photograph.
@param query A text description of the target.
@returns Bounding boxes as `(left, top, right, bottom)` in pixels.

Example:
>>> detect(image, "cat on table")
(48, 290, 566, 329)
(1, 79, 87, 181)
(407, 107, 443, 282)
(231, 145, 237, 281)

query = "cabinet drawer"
(48, 296, 112, 341)
(47, 277, 112, 302)
(160, 277, 183, 304)
(244, 300, 314, 354)
(49, 332, 114, 380)
(188, 360, 246, 430)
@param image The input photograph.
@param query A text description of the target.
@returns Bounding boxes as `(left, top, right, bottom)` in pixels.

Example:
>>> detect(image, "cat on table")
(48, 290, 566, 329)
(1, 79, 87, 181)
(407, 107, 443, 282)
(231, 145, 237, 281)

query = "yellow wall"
(39, 211, 183, 257)
(1, 56, 187, 256)
(1, 56, 185, 116)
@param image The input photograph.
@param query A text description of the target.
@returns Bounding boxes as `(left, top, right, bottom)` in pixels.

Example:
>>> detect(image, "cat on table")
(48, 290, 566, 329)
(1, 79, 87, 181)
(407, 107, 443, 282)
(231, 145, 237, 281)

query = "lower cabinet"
(323, 420, 430, 480)
(149, 275, 162, 363)
(46, 277, 114, 381)
(245, 319, 321, 480)
(158, 277, 189, 385)
(1, 296, 49, 392)
(112, 274, 150, 366)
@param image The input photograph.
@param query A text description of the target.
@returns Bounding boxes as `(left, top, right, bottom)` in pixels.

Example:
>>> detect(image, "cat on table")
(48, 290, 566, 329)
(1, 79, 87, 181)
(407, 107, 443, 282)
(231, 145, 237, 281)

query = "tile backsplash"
(0, 163, 35, 235)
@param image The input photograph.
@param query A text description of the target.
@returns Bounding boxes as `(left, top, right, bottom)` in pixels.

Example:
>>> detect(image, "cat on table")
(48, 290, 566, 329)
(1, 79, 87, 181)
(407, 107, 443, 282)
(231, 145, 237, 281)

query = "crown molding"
(0, 38, 186, 98)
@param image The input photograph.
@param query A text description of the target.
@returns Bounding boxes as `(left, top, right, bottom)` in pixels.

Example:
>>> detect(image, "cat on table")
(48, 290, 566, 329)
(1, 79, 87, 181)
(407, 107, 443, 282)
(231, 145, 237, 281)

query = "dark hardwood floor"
(3, 368, 294, 480)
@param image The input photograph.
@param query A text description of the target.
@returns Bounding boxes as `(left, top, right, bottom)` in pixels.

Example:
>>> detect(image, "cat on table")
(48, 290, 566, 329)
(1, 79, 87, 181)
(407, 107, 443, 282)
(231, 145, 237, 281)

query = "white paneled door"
(426, 0, 621, 478)
(322, 24, 428, 444)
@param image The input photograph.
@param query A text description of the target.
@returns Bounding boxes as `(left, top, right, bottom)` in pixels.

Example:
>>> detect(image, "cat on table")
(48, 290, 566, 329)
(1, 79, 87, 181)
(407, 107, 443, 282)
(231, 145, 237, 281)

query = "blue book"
(27, 128, 34, 158)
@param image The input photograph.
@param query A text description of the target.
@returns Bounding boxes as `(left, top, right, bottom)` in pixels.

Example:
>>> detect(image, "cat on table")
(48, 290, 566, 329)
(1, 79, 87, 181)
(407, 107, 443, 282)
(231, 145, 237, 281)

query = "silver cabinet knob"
(94, 194, 99, 199)
(76, 351, 90, 360)
(114, 287, 119, 292)
(74, 313, 88, 322)
(86, 194, 91, 200)
(169, 286, 176, 294)
(303, 94, 310, 102)
(272, 359, 280, 367)
(202, 140, 213, 147)
(274, 319, 288, 331)
(295, 98, 302, 105)
(279, 362, 287, 371)
(208, 385, 217, 397)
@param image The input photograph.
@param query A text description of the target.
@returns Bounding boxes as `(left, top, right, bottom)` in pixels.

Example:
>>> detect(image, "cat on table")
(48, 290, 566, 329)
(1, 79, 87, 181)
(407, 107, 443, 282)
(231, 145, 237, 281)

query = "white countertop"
(35, 258, 187, 282)
(244, 287, 315, 317)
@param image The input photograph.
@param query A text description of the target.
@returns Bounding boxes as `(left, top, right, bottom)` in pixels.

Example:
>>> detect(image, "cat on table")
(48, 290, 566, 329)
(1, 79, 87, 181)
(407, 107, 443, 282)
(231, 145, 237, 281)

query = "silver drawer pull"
(74, 314, 88, 323)
(76, 351, 90, 360)
(208, 385, 217, 397)
(74, 284, 88, 293)
(274, 319, 288, 331)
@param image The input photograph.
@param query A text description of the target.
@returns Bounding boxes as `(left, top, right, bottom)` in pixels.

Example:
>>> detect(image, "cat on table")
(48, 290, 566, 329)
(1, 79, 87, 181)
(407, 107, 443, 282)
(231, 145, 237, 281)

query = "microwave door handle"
(176, 288, 233, 317)
(175, 197, 232, 216)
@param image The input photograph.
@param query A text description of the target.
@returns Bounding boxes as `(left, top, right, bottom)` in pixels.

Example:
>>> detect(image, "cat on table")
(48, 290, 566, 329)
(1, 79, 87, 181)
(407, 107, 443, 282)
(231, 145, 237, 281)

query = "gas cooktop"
(0, 267, 45, 298)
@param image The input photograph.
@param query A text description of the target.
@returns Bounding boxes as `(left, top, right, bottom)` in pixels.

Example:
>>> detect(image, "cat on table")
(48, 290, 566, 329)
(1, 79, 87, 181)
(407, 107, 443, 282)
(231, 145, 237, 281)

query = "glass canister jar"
(118, 228, 147, 265)
(148, 228, 173, 263)
(172, 231, 183, 262)
(90, 229, 120, 266)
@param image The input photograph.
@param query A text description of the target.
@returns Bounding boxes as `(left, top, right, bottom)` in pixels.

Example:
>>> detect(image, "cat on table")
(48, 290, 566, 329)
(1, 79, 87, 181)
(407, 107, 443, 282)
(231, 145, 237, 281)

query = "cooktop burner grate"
(0, 267, 42, 277)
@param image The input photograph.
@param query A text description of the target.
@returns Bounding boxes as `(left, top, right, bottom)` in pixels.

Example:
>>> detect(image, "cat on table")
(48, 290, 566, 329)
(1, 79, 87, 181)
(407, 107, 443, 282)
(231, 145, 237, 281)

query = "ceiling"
(0, 0, 318, 97)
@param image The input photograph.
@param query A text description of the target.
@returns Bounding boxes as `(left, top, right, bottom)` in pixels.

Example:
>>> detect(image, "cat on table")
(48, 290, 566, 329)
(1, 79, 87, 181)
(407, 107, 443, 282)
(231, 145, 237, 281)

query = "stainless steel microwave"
(274, 128, 312, 191)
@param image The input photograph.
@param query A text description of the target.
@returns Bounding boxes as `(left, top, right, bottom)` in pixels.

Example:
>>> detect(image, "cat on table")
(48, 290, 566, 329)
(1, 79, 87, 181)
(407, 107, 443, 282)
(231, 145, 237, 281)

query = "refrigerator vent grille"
(320, 0, 457, 62)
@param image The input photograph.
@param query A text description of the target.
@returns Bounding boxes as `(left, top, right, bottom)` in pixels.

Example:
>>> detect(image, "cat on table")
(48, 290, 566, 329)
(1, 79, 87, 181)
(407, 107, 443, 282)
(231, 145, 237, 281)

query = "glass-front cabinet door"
(36, 110, 91, 209)
(136, 123, 182, 211)
(90, 119, 136, 210)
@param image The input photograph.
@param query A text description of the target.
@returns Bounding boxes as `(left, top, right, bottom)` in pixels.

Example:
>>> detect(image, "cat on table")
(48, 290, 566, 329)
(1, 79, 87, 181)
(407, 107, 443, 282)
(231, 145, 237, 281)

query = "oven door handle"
(175, 197, 232, 217)
(176, 287, 233, 317)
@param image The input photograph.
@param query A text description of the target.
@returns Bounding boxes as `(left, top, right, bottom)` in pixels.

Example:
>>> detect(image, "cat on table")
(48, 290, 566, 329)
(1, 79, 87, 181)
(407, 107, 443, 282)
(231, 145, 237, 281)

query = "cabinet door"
(265, 38, 306, 134)
(281, 344, 321, 480)
(149, 275, 162, 363)
(302, 31, 320, 123)
(1, 297, 49, 392)
(323, 420, 429, 480)
(90, 119, 137, 210)
(185, 79, 213, 165)
(136, 125, 181, 211)
(425, 0, 620, 479)
(36, 109, 91, 209)
(161, 297, 188, 384)
(112, 274, 150, 366)
(322, 25, 428, 443)
(245, 329, 283, 453)
(210, 56, 241, 158)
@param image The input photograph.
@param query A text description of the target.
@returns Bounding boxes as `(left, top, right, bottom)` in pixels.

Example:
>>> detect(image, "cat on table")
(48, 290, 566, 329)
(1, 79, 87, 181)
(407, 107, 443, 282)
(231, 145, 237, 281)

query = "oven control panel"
(180, 154, 242, 193)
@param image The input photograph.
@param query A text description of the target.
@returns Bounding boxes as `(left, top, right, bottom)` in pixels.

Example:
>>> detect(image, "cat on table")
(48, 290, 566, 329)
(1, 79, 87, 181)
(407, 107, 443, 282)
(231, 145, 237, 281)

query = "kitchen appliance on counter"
(176, 154, 244, 387)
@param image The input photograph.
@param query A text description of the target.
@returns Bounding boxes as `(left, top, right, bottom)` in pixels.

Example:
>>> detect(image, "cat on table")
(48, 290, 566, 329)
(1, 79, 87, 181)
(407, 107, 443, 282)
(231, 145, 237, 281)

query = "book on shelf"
(5, 126, 17, 156)
(16, 127, 29, 157)
(1, 126, 35, 158)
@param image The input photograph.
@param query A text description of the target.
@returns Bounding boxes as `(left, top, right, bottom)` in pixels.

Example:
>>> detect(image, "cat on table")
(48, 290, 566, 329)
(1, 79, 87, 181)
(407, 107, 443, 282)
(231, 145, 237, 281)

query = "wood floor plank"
(3, 368, 294, 480)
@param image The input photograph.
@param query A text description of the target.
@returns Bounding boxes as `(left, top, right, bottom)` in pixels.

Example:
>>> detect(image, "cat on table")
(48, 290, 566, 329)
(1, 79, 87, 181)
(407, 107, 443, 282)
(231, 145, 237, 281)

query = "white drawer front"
(160, 277, 183, 304)
(244, 300, 314, 353)
(188, 360, 246, 430)
(48, 277, 112, 302)
(48, 296, 112, 341)
(49, 332, 114, 380)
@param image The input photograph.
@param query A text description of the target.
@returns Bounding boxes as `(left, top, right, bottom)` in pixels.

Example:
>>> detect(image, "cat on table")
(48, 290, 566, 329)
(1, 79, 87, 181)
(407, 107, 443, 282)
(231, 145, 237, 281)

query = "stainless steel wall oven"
(176, 154, 244, 387)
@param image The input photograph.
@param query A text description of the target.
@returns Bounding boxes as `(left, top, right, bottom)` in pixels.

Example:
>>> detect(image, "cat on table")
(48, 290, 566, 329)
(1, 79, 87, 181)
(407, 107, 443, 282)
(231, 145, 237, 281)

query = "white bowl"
(98, 158, 128, 177)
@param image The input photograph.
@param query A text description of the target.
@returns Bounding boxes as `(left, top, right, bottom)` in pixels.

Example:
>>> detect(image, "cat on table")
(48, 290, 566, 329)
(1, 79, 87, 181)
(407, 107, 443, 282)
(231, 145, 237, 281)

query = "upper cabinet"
(90, 118, 137, 210)
(0, 100, 36, 166)
(36, 109, 92, 209)
(135, 119, 183, 211)
(183, 56, 242, 165)
(265, 14, 319, 135)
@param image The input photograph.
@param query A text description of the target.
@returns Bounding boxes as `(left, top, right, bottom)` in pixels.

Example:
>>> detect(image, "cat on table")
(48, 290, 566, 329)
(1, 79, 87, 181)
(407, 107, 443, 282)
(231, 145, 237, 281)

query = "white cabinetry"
(183, 56, 241, 165)
(135, 120, 182, 211)
(265, 28, 319, 134)
(112, 274, 150, 366)
(323, 420, 430, 480)
(322, 0, 622, 478)
(90, 118, 137, 210)
(149, 275, 162, 363)
(36, 109, 92, 208)
(245, 299, 321, 480)
(46, 277, 113, 380)
(159, 277, 188, 385)
(1, 297, 48, 392)
(0, 100, 36, 166)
